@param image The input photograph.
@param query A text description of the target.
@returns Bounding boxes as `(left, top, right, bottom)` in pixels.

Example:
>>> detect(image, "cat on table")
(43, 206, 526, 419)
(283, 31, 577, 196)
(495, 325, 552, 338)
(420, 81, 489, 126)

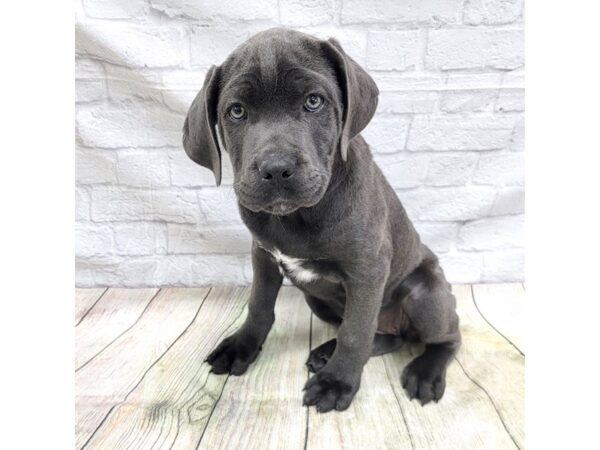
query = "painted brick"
(91, 188, 199, 223)
(190, 28, 252, 68)
(75, 58, 105, 80)
(362, 115, 411, 154)
(167, 224, 252, 254)
(76, 80, 105, 102)
(464, 0, 523, 25)
(116, 150, 171, 188)
(341, 0, 463, 25)
(375, 154, 429, 189)
(197, 188, 244, 225)
(414, 222, 459, 253)
(280, 0, 335, 26)
(76, 189, 91, 221)
(407, 115, 515, 151)
(378, 91, 438, 114)
(104, 65, 163, 103)
(472, 152, 525, 186)
(425, 154, 478, 187)
(76, 24, 188, 68)
(76, 149, 117, 185)
(76, 104, 184, 148)
(510, 117, 525, 152)
(496, 89, 525, 112)
(169, 150, 234, 187)
(438, 252, 483, 284)
(76, 224, 114, 257)
(113, 223, 168, 256)
(440, 90, 497, 113)
(458, 215, 524, 250)
(426, 29, 524, 70)
(399, 186, 496, 221)
(482, 249, 524, 282)
(149, 0, 278, 22)
(489, 187, 525, 216)
(83, 0, 149, 19)
(367, 31, 419, 71)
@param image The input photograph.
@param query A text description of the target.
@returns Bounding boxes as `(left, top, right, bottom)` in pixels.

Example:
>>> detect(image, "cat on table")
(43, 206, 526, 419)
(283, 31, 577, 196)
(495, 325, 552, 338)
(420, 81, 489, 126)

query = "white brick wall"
(75, 0, 525, 287)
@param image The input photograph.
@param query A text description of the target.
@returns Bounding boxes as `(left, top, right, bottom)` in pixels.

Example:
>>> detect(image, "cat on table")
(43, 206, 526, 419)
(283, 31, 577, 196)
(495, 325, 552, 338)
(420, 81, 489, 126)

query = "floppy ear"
(182, 65, 223, 186)
(322, 38, 379, 161)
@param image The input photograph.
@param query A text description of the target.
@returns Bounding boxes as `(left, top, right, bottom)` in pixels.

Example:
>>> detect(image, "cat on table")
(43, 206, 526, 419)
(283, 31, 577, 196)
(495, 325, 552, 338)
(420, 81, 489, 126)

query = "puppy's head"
(183, 28, 378, 215)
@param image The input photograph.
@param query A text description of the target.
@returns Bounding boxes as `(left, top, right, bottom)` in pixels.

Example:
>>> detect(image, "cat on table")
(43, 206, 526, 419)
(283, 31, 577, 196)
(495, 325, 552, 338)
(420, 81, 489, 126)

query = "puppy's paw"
(205, 333, 262, 376)
(306, 339, 336, 373)
(302, 370, 359, 413)
(401, 356, 447, 405)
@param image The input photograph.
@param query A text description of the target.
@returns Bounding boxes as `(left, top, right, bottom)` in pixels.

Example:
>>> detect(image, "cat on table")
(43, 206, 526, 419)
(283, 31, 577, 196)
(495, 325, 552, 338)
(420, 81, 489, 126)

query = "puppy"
(183, 28, 461, 413)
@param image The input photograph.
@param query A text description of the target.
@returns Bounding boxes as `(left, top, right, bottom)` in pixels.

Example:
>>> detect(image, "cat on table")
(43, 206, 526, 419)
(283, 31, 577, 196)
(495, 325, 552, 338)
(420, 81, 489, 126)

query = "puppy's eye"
(229, 104, 247, 121)
(304, 94, 324, 112)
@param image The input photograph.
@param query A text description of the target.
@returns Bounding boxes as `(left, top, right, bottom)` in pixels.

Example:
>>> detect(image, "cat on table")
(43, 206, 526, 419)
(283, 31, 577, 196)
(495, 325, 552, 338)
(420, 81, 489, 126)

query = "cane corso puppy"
(183, 28, 461, 412)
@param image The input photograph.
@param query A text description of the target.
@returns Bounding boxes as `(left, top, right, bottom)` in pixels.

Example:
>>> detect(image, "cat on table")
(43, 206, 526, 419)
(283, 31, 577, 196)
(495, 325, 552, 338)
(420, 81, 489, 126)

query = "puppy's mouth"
(262, 200, 300, 216)
(235, 173, 329, 216)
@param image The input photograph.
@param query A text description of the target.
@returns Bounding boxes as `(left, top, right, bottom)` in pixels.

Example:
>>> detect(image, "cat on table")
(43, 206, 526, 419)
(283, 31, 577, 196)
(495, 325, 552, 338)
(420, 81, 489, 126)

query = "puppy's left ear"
(182, 65, 223, 186)
(322, 38, 379, 161)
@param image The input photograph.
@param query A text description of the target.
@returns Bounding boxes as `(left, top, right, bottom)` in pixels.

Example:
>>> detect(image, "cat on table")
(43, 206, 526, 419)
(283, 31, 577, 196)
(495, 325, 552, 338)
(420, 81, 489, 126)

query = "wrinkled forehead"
(220, 30, 338, 99)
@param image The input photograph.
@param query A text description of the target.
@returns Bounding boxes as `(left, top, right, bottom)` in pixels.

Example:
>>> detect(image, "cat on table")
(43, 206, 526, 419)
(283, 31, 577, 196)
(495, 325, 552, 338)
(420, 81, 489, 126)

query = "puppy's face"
(220, 35, 342, 215)
(183, 28, 379, 215)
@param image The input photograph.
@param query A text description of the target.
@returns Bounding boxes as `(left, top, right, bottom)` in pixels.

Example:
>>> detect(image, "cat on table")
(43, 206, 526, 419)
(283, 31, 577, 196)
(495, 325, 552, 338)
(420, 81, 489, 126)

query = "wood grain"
(75, 288, 106, 324)
(83, 287, 249, 450)
(76, 288, 159, 369)
(307, 320, 413, 449)
(382, 339, 518, 449)
(75, 287, 210, 449)
(74, 285, 525, 449)
(453, 284, 525, 449)
(198, 287, 311, 450)
(472, 283, 525, 354)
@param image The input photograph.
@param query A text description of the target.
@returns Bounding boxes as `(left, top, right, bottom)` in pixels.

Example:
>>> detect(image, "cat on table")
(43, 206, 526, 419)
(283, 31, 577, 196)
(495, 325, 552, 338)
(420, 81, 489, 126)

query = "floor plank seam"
(75, 287, 108, 327)
(454, 356, 521, 450)
(195, 292, 250, 449)
(79, 287, 212, 450)
(382, 355, 415, 450)
(303, 313, 313, 450)
(470, 285, 525, 357)
(75, 288, 163, 372)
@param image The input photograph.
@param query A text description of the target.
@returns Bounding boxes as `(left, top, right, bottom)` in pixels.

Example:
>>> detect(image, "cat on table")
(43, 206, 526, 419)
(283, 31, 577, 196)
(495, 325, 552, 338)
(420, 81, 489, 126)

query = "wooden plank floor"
(75, 284, 525, 450)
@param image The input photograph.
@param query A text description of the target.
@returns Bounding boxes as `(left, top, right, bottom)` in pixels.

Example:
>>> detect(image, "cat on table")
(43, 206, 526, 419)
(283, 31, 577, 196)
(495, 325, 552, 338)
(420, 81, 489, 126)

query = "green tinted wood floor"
(75, 284, 525, 450)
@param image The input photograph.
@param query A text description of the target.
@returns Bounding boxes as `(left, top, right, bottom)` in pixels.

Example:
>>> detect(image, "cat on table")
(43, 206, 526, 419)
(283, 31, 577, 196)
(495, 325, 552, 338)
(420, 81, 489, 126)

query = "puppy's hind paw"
(306, 339, 336, 373)
(401, 357, 447, 406)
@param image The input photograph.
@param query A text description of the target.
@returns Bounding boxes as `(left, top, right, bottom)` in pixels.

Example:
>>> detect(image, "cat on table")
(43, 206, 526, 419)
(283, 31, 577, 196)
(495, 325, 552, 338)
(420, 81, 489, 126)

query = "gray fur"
(187, 28, 461, 413)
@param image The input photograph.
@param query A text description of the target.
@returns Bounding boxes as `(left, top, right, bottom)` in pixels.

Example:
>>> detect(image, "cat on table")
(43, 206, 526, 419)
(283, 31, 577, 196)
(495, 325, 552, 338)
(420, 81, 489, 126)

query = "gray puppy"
(183, 28, 461, 413)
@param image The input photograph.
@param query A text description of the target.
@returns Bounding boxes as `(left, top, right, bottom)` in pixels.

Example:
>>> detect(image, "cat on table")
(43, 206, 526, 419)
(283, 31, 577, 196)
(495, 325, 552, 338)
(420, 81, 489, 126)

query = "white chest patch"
(269, 248, 319, 283)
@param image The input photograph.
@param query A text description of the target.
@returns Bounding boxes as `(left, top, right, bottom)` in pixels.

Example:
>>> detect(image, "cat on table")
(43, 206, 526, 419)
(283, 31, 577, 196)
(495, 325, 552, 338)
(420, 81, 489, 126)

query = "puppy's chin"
(238, 184, 328, 216)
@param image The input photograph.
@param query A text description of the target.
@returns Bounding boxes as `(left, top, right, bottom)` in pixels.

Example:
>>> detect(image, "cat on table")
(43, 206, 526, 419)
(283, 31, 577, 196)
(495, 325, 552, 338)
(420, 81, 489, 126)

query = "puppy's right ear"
(322, 38, 379, 161)
(182, 65, 223, 186)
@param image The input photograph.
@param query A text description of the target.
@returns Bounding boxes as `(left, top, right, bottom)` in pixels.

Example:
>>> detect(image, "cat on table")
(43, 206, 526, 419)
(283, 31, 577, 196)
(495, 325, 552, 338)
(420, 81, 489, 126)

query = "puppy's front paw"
(303, 370, 359, 413)
(401, 356, 447, 405)
(205, 333, 262, 376)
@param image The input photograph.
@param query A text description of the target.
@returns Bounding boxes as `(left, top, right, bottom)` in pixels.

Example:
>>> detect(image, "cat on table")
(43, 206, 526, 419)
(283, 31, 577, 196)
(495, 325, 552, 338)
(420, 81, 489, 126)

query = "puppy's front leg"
(205, 241, 283, 375)
(303, 274, 385, 412)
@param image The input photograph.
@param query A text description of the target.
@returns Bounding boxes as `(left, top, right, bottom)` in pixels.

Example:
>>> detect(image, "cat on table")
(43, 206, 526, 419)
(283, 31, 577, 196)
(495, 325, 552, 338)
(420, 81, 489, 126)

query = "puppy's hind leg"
(398, 256, 461, 405)
(306, 333, 404, 373)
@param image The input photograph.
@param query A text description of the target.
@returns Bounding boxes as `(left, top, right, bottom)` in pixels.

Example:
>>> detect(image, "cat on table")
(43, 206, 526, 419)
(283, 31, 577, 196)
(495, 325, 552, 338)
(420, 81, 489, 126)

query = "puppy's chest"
(259, 244, 340, 285)
(268, 248, 319, 283)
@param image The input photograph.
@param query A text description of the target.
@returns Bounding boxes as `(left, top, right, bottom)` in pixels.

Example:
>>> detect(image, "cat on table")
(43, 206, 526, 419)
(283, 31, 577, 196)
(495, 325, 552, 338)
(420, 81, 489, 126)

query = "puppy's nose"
(258, 157, 296, 181)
